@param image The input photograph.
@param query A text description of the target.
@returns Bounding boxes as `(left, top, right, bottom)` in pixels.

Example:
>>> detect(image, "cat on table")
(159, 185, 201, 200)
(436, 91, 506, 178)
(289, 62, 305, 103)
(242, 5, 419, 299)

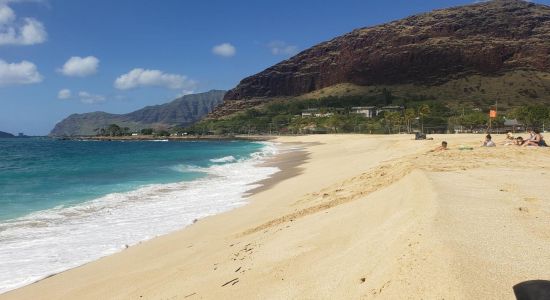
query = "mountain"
(50, 90, 226, 136)
(0, 131, 15, 138)
(214, 0, 550, 117)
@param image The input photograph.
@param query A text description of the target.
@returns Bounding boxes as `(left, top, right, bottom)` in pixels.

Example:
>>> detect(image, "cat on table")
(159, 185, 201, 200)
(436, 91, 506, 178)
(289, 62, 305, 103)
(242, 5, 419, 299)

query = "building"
(503, 119, 524, 132)
(351, 106, 377, 118)
(351, 106, 404, 118)
(301, 108, 336, 118)
(376, 105, 405, 115)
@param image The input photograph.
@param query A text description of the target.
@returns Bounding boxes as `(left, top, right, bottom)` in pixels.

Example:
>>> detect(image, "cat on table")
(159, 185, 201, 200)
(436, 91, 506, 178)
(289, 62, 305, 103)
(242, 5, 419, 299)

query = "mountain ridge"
(50, 90, 226, 136)
(213, 0, 550, 116)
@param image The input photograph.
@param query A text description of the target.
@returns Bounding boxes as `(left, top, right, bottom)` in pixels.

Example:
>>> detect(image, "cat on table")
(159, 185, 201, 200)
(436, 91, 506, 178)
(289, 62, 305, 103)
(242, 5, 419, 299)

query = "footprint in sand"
(518, 207, 530, 213)
(524, 197, 539, 203)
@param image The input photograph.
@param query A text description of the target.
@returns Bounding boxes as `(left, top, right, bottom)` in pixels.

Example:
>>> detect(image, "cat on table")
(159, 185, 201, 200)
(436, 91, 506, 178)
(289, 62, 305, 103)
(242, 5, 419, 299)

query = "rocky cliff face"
(50, 90, 226, 136)
(224, 0, 550, 101)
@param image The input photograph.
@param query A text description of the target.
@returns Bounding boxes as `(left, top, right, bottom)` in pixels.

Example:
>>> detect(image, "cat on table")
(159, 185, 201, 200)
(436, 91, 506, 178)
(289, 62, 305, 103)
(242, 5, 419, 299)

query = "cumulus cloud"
(78, 91, 105, 104)
(57, 88, 106, 104)
(0, 3, 47, 46)
(57, 88, 71, 99)
(114, 68, 197, 90)
(0, 4, 15, 24)
(59, 56, 99, 77)
(268, 41, 298, 56)
(212, 43, 236, 57)
(0, 59, 42, 86)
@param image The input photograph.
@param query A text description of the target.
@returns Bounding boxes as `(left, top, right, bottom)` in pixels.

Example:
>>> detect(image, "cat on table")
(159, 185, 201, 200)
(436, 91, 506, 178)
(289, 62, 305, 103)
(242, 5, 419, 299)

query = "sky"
(1, 0, 549, 135)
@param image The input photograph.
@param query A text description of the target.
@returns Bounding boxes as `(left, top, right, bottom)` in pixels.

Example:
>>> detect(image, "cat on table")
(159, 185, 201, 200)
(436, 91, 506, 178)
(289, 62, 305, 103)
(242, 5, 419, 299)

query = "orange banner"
(489, 109, 497, 118)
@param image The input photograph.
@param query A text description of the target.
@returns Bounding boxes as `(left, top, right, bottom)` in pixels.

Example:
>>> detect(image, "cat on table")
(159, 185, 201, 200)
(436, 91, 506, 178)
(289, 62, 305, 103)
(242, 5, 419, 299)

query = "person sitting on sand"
(515, 136, 525, 146)
(431, 141, 448, 152)
(502, 132, 516, 145)
(481, 134, 496, 147)
(523, 129, 547, 147)
(525, 129, 536, 143)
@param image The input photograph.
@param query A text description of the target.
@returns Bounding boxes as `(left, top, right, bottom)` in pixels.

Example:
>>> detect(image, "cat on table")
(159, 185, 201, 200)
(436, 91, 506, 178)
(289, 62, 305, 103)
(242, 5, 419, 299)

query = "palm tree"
(418, 104, 431, 133)
(404, 108, 416, 133)
(383, 111, 402, 134)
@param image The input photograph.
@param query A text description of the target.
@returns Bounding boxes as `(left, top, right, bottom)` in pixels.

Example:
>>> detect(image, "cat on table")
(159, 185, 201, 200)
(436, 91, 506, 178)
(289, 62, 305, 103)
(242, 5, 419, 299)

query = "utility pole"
(495, 99, 498, 134)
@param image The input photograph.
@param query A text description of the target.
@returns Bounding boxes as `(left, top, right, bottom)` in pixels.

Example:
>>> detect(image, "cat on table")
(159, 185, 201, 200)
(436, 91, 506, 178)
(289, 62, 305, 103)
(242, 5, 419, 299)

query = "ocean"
(0, 138, 278, 293)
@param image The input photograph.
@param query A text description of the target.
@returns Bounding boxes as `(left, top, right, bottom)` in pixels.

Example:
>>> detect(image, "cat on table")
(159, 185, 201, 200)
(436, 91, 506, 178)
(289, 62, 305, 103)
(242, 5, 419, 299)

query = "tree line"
(95, 97, 550, 136)
(94, 124, 170, 137)
(187, 97, 550, 135)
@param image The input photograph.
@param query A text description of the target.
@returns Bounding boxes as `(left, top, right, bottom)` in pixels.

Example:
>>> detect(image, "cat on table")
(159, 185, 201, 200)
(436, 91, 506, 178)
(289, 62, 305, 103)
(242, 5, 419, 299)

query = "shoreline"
(0, 139, 284, 295)
(52, 134, 277, 142)
(3, 134, 550, 299)
(247, 141, 313, 196)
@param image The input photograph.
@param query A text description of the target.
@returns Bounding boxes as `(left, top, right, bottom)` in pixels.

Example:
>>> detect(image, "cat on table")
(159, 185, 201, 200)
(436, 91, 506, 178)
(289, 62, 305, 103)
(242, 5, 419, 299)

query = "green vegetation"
(508, 105, 550, 128)
(297, 71, 550, 111)
(188, 94, 550, 135)
(95, 125, 171, 137)
(140, 128, 154, 135)
(94, 124, 131, 137)
(92, 95, 550, 137)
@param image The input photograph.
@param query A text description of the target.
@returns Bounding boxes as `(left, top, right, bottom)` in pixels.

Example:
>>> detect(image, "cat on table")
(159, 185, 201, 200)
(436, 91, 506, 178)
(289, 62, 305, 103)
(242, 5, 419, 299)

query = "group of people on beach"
(432, 128, 547, 152)
(496, 129, 547, 147)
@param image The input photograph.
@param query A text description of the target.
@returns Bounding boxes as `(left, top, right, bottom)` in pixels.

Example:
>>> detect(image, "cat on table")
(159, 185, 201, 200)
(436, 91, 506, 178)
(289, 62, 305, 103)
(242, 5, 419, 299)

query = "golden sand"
(2, 134, 550, 299)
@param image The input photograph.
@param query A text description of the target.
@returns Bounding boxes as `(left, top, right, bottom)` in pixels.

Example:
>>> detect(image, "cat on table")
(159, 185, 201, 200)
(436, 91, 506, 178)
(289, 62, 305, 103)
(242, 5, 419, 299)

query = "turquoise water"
(0, 138, 279, 293)
(0, 138, 264, 220)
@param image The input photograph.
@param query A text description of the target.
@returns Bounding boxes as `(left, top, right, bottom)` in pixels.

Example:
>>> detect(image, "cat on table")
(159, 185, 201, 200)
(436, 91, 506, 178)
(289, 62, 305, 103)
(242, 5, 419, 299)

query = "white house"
(351, 106, 377, 118)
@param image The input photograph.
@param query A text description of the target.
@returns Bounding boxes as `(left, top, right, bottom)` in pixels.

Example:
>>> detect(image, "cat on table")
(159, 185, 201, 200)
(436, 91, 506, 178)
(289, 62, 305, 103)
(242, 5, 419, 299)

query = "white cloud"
(0, 3, 47, 46)
(57, 88, 71, 99)
(114, 68, 197, 90)
(78, 91, 105, 104)
(268, 41, 298, 56)
(212, 43, 236, 57)
(0, 59, 42, 86)
(59, 56, 99, 77)
(176, 89, 195, 97)
(0, 4, 15, 24)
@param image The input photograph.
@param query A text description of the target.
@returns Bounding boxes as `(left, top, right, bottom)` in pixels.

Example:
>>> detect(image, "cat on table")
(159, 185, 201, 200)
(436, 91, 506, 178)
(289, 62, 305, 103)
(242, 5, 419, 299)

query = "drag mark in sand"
(240, 147, 550, 237)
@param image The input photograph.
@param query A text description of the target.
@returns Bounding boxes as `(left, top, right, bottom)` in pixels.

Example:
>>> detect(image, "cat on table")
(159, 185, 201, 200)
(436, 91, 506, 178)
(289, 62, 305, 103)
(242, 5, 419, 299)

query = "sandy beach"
(2, 134, 550, 299)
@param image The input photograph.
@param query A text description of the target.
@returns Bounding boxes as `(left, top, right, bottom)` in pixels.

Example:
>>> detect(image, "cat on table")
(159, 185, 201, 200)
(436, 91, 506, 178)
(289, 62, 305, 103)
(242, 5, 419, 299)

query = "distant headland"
(0, 131, 15, 138)
(0, 131, 30, 138)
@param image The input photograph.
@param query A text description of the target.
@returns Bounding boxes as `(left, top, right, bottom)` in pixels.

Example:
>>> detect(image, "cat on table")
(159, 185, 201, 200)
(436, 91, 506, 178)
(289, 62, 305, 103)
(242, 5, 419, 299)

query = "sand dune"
(2, 134, 550, 299)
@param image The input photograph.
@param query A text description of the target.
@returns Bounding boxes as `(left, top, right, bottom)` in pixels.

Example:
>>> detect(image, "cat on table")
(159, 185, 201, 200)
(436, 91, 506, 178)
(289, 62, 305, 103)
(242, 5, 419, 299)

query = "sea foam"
(0, 142, 279, 293)
(210, 155, 237, 163)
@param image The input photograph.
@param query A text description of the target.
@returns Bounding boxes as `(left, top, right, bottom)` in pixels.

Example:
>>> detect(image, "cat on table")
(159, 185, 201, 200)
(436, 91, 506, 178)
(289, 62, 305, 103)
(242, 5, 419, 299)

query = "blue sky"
(1, 0, 549, 135)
